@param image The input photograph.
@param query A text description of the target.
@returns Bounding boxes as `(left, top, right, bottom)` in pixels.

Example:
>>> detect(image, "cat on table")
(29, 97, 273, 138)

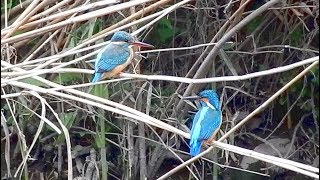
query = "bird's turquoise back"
(91, 43, 131, 82)
(95, 43, 131, 73)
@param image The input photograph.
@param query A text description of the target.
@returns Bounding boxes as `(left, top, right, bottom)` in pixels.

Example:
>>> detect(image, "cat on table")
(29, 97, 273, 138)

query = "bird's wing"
(95, 43, 131, 72)
(190, 108, 201, 136)
(190, 107, 222, 141)
(200, 110, 221, 140)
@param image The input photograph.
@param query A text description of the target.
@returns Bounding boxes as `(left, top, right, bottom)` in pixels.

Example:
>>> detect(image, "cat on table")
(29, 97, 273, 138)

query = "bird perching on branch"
(185, 90, 222, 156)
(92, 31, 154, 82)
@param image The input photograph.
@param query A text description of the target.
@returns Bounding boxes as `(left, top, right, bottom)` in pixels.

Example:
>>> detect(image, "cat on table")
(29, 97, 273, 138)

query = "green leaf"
(290, 27, 303, 45)
(4, 116, 14, 126)
(79, 23, 89, 41)
(245, 16, 263, 34)
(21, 109, 33, 119)
(154, 18, 180, 44)
(79, 131, 87, 137)
(53, 73, 82, 85)
(159, 87, 175, 97)
(89, 84, 108, 98)
(68, 36, 77, 48)
(59, 111, 77, 129)
(87, 18, 97, 38)
(20, 77, 49, 87)
(93, 19, 103, 35)
(12, 30, 26, 36)
(95, 133, 103, 148)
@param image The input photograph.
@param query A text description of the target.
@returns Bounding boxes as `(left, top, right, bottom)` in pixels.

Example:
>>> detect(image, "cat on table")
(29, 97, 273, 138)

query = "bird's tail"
(189, 138, 202, 156)
(91, 72, 102, 83)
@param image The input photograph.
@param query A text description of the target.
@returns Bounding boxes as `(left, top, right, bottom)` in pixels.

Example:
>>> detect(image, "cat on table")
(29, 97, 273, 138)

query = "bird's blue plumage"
(111, 31, 135, 42)
(91, 31, 134, 82)
(189, 90, 221, 156)
(95, 43, 130, 73)
(199, 90, 220, 110)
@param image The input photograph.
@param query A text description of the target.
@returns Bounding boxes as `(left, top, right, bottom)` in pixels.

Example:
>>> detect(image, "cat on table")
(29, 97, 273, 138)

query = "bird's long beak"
(182, 95, 200, 100)
(131, 41, 154, 48)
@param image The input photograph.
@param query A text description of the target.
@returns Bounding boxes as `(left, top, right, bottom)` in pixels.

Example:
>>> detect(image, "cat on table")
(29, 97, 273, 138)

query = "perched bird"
(92, 31, 154, 82)
(188, 90, 222, 156)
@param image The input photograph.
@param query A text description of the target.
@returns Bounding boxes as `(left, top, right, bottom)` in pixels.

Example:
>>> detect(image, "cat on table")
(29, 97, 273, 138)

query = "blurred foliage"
(89, 83, 109, 98)
(279, 66, 319, 119)
(157, 86, 176, 97)
(0, 0, 19, 11)
(244, 16, 263, 34)
(68, 19, 103, 48)
(55, 111, 77, 144)
(151, 18, 181, 45)
(53, 73, 82, 85)
(60, 111, 77, 129)
(21, 77, 50, 87)
(94, 119, 113, 149)
(290, 27, 303, 46)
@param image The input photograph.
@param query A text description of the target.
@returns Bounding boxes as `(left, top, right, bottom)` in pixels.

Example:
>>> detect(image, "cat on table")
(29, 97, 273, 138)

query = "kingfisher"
(92, 31, 154, 82)
(186, 90, 222, 156)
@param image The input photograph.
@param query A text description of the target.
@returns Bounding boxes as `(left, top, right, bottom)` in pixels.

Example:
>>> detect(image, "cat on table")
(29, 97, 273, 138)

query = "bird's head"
(198, 90, 220, 111)
(111, 31, 154, 48)
(182, 90, 220, 111)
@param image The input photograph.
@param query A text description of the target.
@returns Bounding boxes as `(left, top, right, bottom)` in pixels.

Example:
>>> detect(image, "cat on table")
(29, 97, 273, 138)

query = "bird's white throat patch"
(205, 102, 216, 111)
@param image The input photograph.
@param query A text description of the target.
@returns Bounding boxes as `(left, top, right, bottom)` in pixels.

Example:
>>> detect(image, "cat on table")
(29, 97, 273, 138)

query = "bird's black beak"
(182, 95, 201, 100)
(183, 95, 209, 104)
(131, 41, 154, 48)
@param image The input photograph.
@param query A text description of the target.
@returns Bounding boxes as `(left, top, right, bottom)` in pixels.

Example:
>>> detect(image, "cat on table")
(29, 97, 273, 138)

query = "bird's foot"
(203, 140, 209, 146)
(102, 72, 120, 79)
(204, 139, 215, 146)
(117, 72, 126, 78)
